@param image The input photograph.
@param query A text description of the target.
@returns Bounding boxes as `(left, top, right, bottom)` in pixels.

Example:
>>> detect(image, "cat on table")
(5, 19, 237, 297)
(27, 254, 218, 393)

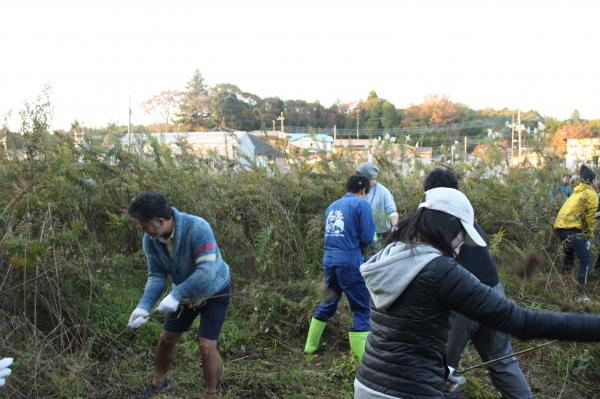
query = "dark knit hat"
(580, 164, 596, 183)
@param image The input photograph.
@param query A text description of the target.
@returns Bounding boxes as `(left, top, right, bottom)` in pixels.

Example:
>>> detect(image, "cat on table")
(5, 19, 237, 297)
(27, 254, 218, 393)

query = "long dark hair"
(389, 208, 464, 257)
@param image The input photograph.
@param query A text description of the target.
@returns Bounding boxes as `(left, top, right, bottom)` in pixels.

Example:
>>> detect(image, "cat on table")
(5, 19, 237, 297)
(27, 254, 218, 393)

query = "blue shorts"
(163, 283, 231, 340)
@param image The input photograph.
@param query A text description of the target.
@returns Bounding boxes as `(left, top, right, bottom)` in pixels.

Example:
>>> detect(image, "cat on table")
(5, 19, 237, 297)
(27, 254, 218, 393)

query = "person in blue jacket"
(304, 175, 375, 360)
(127, 192, 231, 399)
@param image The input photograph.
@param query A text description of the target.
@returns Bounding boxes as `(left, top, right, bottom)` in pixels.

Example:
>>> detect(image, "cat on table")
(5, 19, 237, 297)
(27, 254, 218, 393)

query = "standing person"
(558, 173, 573, 199)
(355, 187, 600, 399)
(356, 162, 399, 243)
(127, 192, 231, 399)
(423, 168, 532, 399)
(304, 175, 375, 360)
(554, 164, 598, 303)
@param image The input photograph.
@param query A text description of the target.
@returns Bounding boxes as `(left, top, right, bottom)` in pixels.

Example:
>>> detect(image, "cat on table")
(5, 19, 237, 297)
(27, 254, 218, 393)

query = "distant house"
(415, 146, 433, 162)
(333, 138, 422, 162)
(121, 131, 244, 158)
(238, 133, 287, 171)
(248, 130, 287, 149)
(287, 133, 333, 153)
(120, 131, 291, 170)
(332, 138, 376, 161)
(565, 138, 600, 169)
(507, 147, 545, 167)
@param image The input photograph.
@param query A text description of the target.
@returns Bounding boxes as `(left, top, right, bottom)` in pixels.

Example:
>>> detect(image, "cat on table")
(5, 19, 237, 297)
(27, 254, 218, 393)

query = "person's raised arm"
(437, 258, 600, 341)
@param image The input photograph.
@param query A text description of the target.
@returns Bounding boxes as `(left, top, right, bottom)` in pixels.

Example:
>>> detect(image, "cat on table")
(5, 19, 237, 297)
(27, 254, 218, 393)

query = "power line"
(281, 117, 521, 139)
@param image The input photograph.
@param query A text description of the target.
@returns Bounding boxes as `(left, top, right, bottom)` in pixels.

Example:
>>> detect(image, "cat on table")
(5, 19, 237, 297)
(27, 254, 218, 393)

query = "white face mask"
(454, 242, 464, 256)
(451, 233, 465, 256)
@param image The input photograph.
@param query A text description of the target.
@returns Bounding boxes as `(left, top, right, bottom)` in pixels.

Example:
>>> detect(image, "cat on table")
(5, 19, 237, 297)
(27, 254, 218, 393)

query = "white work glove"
(127, 308, 149, 329)
(0, 357, 14, 388)
(157, 293, 180, 314)
(446, 366, 466, 393)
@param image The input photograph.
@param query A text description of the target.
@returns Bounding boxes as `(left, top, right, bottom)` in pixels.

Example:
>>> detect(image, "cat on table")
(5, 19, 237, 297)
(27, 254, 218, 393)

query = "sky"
(1, 0, 599, 130)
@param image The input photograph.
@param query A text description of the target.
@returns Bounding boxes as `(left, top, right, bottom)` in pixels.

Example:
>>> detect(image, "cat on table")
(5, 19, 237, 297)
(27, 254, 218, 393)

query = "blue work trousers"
(556, 228, 592, 289)
(314, 263, 370, 332)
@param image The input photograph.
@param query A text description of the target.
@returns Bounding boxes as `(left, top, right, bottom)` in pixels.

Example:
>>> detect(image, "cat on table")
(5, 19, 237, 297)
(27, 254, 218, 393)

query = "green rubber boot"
(304, 317, 326, 354)
(348, 331, 369, 361)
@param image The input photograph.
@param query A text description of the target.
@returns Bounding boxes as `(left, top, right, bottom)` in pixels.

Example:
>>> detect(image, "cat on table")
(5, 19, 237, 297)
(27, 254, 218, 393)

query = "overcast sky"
(1, 0, 599, 130)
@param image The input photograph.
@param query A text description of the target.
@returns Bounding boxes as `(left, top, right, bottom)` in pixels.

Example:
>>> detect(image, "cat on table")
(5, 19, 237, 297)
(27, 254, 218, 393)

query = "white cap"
(418, 187, 486, 247)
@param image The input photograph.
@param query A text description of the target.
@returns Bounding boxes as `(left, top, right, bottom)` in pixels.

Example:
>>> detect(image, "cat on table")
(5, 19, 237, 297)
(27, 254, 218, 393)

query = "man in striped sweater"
(127, 192, 231, 399)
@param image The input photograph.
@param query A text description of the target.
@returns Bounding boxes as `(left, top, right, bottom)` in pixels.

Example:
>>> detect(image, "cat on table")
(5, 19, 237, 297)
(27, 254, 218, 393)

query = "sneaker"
(138, 378, 171, 398)
(578, 294, 592, 304)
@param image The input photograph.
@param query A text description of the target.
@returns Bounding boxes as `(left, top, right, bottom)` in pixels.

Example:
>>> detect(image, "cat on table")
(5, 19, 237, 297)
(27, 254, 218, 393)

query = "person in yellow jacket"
(554, 164, 598, 302)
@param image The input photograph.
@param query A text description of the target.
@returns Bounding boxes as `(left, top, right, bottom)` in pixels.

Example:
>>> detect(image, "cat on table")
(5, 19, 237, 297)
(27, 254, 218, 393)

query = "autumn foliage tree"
(551, 122, 594, 155)
(402, 95, 463, 127)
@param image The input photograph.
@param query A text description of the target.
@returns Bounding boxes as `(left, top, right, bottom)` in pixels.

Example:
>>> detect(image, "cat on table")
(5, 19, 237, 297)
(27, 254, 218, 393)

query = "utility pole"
(464, 136, 467, 162)
(356, 111, 359, 140)
(516, 109, 525, 164)
(333, 125, 337, 142)
(128, 94, 132, 149)
(277, 112, 285, 134)
(272, 120, 276, 132)
(510, 113, 515, 165)
(451, 143, 455, 165)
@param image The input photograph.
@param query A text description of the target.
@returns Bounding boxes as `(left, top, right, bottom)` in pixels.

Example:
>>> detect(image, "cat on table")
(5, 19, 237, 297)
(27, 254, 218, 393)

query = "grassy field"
(1, 136, 600, 398)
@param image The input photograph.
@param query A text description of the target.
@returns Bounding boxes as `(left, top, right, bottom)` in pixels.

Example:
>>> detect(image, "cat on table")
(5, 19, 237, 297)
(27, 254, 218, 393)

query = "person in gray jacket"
(355, 187, 600, 399)
(356, 162, 398, 242)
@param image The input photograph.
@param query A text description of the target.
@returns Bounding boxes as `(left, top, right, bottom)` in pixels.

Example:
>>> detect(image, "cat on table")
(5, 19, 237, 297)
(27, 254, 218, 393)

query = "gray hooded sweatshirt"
(360, 241, 442, 310)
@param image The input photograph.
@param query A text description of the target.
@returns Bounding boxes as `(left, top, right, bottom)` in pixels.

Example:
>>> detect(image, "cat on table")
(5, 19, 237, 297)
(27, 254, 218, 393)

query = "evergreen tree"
(364, 91, 382, 130)
(176, 69, 211, 131)
(381, 101, 399, 129)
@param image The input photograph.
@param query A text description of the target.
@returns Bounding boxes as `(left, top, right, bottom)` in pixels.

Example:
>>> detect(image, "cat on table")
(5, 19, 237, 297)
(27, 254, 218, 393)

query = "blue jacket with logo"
(323, 194, 375, 266)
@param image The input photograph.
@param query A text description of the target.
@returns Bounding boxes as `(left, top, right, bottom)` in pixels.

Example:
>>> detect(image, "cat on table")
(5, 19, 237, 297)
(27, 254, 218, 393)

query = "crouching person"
(127, 192, 231, 399)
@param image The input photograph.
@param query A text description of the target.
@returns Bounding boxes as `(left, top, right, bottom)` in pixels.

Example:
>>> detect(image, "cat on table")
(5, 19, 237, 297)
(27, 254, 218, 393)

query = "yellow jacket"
(554, 182, 599, 238)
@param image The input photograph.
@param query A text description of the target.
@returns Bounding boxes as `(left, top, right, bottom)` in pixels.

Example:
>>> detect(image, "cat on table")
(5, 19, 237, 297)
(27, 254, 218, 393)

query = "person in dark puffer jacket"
(354, 187, 600, 399)
(423, 168, 531, 399)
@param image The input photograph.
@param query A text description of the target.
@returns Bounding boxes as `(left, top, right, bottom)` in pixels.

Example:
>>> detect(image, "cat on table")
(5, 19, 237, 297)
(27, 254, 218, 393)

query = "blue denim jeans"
(314, 263, 370, 332)
(555, 228, 592, 289)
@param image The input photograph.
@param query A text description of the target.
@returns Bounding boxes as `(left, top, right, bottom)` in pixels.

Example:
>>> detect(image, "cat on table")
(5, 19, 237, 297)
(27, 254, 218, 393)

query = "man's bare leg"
(198, 337, 222, 398)
(153, 330, 182, 387)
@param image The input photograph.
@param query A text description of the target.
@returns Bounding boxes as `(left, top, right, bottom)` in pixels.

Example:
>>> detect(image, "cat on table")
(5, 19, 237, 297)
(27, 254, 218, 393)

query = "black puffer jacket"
(357, 246, 600, 399)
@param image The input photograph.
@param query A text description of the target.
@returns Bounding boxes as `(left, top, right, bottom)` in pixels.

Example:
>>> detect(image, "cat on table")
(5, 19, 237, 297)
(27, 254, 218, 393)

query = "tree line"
(142, 69, 547, 137)
(3, 70, 600, 156)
